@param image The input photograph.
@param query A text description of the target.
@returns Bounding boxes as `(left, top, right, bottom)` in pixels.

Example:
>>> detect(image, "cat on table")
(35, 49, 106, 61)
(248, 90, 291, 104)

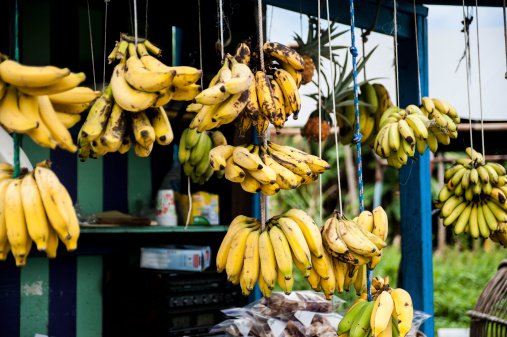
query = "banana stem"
(108, 42, 120, 64)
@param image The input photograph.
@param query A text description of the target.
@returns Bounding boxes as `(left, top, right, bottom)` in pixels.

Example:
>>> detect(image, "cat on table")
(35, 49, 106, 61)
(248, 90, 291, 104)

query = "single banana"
(268, 78, 286, 133)
(209, 145, 235, 171)
(259, 230, 278, 289)
(255, 71, 277, 124)
(323, 217, 350, 254)
(388, 122, 401, 152)
(258, 274, 273, 298)
(371, 291, 395, 337)
(79, 85, 114, 142)
(151, 106, 174, 145)
(0, 86, 39, 132)
(319, 249, 336, 299)
(20, 173, 50, 251)
(277, 217, 312, 270)
(267, 142, 330, 173)
(477, 203, 490, 238)
(267, 147, 312, 176)
(18, 92, 57, 149)
(133, 140, 154, 157)
(225, 156, 246, 183)
(277, 267, 294, 295)
(350, 301, 376, 337)
(216, 217, 258, 272)
(282, 209, 324, 258)
(357, 211, 374, 232)
(263, 42, 304, 70)
(16, 72, 86, 96)
(405, 114, 428, 139)
(279, 60, 302, 90)
(269, 225, 293, 280)
(274, 68, 301, 114)
(100, 103, 127, 152)
(242, 229, 260, 290)
(397, 119, 415, 145)
(372, 206, 388, 241)
(52, 102, 89, 114)
(259, 147, 298, 190)
(225, 226, 255, 281)
(233, 146, 264, 170)
(38, 95, 77, 152)
(223, 58, 253, 94)
(5, 180, 29, 257)
(234, 42, 250, 65)
(0, 60, 70, 87)
(243, 79, 260, 124)
(118, 134, 132, 154)
(59, 184, 80, 251)
(240, 171, 262, 193)
(55, 112, 81, 128)
(48, 87, 100, 104)
(131, 111, 156, 148)
(211, 88, 250, 125)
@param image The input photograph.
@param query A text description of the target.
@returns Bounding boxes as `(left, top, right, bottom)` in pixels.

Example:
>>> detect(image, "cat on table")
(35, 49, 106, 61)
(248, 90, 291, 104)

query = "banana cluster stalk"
(436, 147, 507, 242)
(0, 161, 79, 267)
(0, 55, 101, 152)
(216, 209, 325, 298)
(338, 275, 414, 337)
(208, 141, 330, 195)
(178, 128, 227, 184)
(338, 83, 392, 146)
(374, 97, 459, 168)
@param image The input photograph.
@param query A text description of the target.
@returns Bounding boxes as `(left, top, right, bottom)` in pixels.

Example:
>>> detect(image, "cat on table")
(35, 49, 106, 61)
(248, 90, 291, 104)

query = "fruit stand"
(0, 0, 505, 336)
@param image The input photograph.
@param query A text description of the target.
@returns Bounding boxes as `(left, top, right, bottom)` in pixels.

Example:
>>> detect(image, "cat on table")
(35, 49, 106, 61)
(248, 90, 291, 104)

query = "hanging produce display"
(78, 37, 202, 160)
(188, 40, 305, 135)
(208, 141, 330, 195)
(436, 147, 507, 241)
(338, 275, 414, 337)
(0, 55, 100, 152)
(0, 162, 79, 266)
(374, 97, 459, 168)
(178, 128, 227, 184)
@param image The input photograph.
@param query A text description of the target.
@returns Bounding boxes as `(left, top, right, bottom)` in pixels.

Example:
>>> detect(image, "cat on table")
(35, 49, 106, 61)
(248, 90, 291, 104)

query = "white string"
(503, 0, 507, 78)
(393, 0, 400, 107)
(86, 0, 97, 91)
(198, 0, 204, 88)
(145, 0, 148, 38)
(103, 0, 109, 90)
(258, 0, 267, 229)
(219, 0, 224, 61)
(185, 177, 192, 229)
(413, 0, 422, 103)
(474, 0, 485, 157)
(462, 0, 474, 162)
(133, 0, 138, 47)
(325, 0, 342, 215)
(318, 0, 323, 227)
(268, 6, 274, 41)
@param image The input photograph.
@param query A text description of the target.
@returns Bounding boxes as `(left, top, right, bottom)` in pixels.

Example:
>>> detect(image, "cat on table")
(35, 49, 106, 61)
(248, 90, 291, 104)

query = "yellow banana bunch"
(436, 149, 507, 242)
(208, 143, 329, 195)
(374, 96, 458, 168)
(217, 209, 322, 298)
(0, 162, 80, 266)
(0, 54, 99, 152)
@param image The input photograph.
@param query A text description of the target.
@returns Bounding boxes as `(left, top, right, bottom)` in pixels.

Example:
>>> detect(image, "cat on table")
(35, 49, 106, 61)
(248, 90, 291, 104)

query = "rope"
(349, 0, 367, 301)
(503, 0, 507, 79)
(317, 0, 323, 228)
(258, 0, 267, 230)
(133, 0, 138, 47)
(145, 0, 148, 38)
(325, 0, 342, 215)
(462, 0, 474, 162)
(103, 0, 109, 90)
(12, 0, 20, 179)
(474, 0, 485, 158)
(198, 0, 203, 88)
(87, 0, 97, 91)
(393, 0, 400, 108)
(219, 0, 224, 62)
(413, 0, 422, 103)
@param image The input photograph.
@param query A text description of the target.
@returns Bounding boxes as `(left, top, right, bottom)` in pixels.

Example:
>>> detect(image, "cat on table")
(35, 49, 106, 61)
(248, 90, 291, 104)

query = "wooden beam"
(20, 257, 49, 337)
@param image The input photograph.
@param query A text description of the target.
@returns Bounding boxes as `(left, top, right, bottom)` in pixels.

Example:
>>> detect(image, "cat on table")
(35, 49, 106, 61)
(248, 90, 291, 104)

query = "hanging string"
(12, 0, 20, 179)
(129, 0, 134, 35)
(413, 0, 422, 103)
(198, 0, 203, 87)
(268, 6, 274, 42)
(317, 0, 323, 228)
(474, 0, 485, 157)
(503, 0, 507, 79)
(87, 0, 97, 91)
(219, 0, 224, 61)
(393, 0, 400, 108)
(258, 0, 267, 229)
(362, 30, 367, 82)
(102, 0, 109, 90)
(325, 0, 342, 215)
(145, 0, 149, 38)
(133, 0, 138, 47)
(462, 0, 474, 162)
(185, 177, 192, 229)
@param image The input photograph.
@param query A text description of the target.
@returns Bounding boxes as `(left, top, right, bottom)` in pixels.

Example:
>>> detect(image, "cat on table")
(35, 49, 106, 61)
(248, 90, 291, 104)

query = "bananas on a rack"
(178, 128, 227, 184)
(0, 55, 100, 152)
(78, 37, 202, 160)
(216, 209, 325, 298)
(374, 97, 459, 168)
(436, 147, 507, 244)
(208, 141, 330, 195)
(338, 275, 414, 337)
(0, 161, 79, 266)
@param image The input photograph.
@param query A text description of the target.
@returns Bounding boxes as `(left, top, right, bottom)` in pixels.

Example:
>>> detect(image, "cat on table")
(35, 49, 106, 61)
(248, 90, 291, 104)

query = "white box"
(140, 245, 211, 271)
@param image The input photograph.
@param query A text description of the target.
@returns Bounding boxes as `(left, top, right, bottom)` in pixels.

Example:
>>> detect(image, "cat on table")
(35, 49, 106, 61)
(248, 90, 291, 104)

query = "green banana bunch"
(178, 128, 227, 184)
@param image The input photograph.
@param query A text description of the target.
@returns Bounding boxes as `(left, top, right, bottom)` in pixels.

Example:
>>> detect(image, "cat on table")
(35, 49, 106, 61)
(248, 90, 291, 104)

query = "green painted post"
(77, 157, 104, 214)
(20, 257, 49, 337)
(128, 150, 152, 215)
(76, 256, 103, 337)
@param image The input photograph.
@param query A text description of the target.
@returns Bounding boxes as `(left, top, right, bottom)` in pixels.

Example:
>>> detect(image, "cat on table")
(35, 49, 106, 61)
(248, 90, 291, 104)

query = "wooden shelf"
(80, 225, 229, 234)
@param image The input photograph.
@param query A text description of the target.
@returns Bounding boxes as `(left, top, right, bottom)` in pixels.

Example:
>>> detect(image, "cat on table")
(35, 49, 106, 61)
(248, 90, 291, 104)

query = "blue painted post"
(398, 12, 434, 337)
(249, 130, 262, 303)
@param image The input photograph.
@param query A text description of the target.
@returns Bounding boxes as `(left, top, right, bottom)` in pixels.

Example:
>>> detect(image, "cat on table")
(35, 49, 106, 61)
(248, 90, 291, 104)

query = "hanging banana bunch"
(208, 141, 330, 196)
(78, 35, 202, 160)
(0, 161, 79, 266)
(436, 147, 507, 244)
(374, 97, 460, 168)
(0, 54, 100, 152)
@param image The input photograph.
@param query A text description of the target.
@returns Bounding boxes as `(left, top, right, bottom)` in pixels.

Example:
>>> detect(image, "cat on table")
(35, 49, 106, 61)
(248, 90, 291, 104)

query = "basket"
(467, 259, 507, 337)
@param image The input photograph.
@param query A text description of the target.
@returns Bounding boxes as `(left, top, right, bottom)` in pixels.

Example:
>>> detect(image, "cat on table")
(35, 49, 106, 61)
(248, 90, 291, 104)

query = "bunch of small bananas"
(339, 83, 392, 145)
(178, 128, 227, 184)
(216, 209, 324, 298)
(0, 55, 100, 152)
(374, 97, 459, 168)
(0, 161, 79, 267)
(338, 276, 414, 337)
(436, 147, 507, 240)
(208, 141, 330, 195)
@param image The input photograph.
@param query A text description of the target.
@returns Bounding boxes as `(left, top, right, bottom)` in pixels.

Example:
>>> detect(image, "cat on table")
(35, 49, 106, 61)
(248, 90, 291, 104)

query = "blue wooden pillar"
(398, 12, 434, 336)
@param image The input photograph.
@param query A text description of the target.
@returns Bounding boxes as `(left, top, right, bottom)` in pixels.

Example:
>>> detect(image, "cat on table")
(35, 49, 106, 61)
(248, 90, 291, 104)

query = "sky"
(265, 4, 507, 126)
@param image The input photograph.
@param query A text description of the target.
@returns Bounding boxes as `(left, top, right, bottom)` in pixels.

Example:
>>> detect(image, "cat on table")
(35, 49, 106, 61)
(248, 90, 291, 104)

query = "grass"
(287, 245, 505, 333)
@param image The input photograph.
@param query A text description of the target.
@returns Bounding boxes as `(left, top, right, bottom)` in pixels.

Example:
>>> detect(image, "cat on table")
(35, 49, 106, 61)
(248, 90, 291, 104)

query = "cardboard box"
(140, 245, 211, 271)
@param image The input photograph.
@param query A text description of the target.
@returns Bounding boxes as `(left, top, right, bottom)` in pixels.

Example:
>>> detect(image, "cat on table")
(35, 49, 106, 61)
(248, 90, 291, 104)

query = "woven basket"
(467, 259, 507, 337)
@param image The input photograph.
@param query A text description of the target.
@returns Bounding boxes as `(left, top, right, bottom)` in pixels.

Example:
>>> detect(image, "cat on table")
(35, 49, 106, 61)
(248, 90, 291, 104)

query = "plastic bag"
(407, 310, 432, 336)
(287, 312, 343, 337)
(209, 316, 288, 337)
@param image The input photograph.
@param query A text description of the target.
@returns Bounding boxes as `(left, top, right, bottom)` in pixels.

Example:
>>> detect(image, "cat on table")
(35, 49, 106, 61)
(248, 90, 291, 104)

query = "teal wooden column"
(128, 150, 152, 214)
(76, 256, 103, 337)
(77, 157, 104, 214)
(20, 257, 50, 337)
(398, 10, 434, 337)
